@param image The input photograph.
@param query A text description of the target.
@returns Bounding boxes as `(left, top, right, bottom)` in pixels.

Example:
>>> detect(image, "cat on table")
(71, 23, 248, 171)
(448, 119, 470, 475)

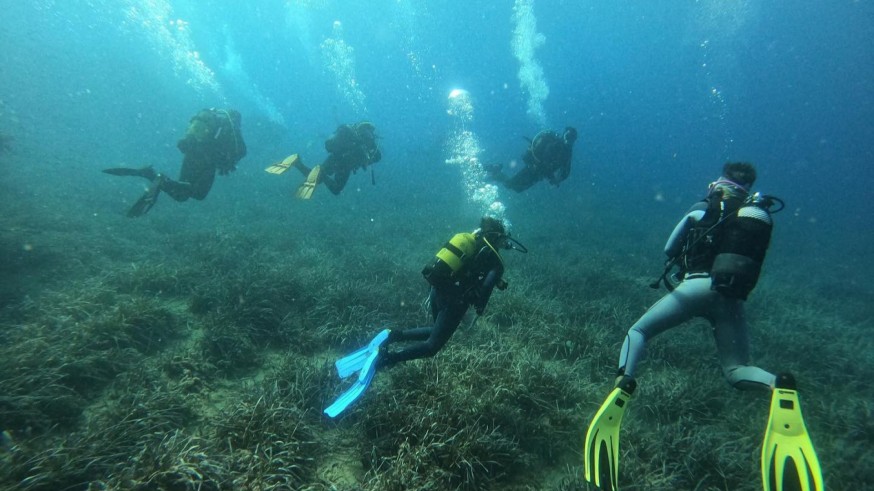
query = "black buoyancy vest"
(422, 233, 503, 290)
(682, 196, 773, 299)
(682, 197, 726, 273)
(710, 201, 772, 299)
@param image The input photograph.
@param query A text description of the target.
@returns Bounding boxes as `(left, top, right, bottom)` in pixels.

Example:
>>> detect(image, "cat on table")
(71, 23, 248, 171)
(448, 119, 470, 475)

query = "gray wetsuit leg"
(618, 277, 775, 391)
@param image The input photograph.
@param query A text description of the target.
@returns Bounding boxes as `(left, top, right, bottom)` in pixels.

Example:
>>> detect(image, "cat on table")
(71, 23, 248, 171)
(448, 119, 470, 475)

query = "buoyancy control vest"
(682, 194, 773, 300)
(710, 196, 773, 299)
(422, 232, 504, 290)
(422, 232, 477, 289)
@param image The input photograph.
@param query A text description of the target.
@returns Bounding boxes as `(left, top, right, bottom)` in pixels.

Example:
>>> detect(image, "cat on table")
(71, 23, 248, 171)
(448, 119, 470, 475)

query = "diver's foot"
(137, 165, 158, 181)
(614, 374, 637, 394)
(774, 372, 797, 390)
(126, 175, 164, 218)
(375, 350, 398, 371)
(483, 163, 502, 176)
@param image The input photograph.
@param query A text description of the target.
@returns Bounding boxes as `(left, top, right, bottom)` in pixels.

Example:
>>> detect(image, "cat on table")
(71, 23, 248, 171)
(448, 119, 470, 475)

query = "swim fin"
(335, 329, 391, 379)
(584, 376, 636, 491)
(264, 154, 300, 175)
(126, 177, 164, 218)
(295, 165, 321, 199)
(762, 374, 823, 491)
(103, 165, 157, 180)
(324, 347, 381, 418)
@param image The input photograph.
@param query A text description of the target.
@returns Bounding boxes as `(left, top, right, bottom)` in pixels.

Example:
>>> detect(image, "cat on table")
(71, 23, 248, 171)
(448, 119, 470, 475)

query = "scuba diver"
(103, 108, 246, 217)
(485, 126, 577, 192)
(265, 121, 381, 199)
(323, 216, 528, 418)
(583, 162, 823, 491)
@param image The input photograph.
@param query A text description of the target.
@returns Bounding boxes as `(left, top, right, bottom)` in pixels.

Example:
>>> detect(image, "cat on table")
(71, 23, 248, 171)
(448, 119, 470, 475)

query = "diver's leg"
(483, 163, 508, 183)
(187, 170, 216, 201)
(618, 277, 712, 378)
(504, 167, 539, 193)
(162, 158, 213, 202)
(323, 168, 350, 195)
(711, 299, 775, 391)
(293, 157, 312, 177)
(158, 177, 193, 202)
(381, 295, 467, 366)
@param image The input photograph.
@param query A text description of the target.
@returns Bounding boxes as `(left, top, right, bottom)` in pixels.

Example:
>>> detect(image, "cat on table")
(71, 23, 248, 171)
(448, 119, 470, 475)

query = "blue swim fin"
(324, 347, 380, 418)
(335, 329, 390, 379)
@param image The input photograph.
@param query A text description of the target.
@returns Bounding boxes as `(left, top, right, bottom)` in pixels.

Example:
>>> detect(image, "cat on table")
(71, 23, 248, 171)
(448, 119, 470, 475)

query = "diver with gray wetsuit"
(618, 162, 784, 391)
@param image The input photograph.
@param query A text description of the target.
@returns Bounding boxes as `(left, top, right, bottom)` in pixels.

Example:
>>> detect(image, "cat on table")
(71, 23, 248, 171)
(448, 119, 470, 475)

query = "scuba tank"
(421, 229, 527, 289)
(422, 232, 478, 287)
(650, 192, 783, 297)
(709, 192, 776, 300)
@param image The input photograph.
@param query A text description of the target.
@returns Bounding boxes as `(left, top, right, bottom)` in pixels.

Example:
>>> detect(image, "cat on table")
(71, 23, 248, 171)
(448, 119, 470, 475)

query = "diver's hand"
(463, 287, 480, 305)
(218, 164, 236, 176)
(177, 137, 194, 154)
(464, 287, 486, 313)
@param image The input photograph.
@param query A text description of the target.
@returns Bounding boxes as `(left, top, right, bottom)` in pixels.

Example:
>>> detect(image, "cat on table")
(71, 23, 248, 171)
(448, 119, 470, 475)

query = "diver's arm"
(664, 209, 705, 258)
(555, 151, 572, 183)
(470, 267, 502, 315)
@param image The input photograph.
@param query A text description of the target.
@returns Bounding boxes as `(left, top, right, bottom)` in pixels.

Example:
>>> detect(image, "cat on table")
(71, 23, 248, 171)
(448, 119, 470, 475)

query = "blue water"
(1, 0, 872, 291)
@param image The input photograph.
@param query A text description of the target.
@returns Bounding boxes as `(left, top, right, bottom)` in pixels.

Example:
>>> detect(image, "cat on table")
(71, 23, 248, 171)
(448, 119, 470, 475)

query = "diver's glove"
(463, 287, 486, 315)
(177, 137, 195, 154)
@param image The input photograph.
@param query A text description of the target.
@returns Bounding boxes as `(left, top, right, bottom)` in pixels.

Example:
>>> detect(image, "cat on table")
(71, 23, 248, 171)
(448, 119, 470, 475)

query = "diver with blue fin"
(583, 162, 823, 490)
(324, 216, 528, 418)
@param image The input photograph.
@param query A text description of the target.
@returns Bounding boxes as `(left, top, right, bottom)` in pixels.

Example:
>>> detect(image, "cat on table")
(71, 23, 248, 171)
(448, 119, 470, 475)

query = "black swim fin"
(127, 177, 163, 218)
(103, 165, 158, 180)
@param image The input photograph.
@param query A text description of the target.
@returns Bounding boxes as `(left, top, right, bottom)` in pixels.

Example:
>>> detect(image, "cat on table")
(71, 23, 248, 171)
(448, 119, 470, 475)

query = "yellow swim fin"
(265, 153, 300, 175)
(295, 165, 321, 200)
(584, 376, 636, 491)
(762, 374, 824, 491)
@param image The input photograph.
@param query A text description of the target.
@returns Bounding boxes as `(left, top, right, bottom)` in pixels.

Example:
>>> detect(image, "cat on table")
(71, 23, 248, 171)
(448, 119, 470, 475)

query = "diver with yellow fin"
(583, 163, 823, 490)
(267, 121, 381, 200)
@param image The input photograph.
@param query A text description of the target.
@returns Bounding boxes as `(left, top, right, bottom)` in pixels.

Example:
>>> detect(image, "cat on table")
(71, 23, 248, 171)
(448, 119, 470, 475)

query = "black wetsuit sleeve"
(467, 250, 504, 314)
(473, 268, 502, 314)
(554, 145, 572, 183)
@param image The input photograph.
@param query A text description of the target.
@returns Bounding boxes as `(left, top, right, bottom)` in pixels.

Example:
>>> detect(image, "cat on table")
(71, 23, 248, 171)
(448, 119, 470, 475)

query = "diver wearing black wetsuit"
(103, 108, 246, 217)
(378, 216, 509, 367)
(487, 127, 577, 193)
(293, 121, 381, 195)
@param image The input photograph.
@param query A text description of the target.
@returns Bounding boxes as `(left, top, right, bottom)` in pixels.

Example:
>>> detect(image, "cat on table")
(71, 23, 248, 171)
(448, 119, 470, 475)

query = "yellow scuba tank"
(422, 232, 478, 286)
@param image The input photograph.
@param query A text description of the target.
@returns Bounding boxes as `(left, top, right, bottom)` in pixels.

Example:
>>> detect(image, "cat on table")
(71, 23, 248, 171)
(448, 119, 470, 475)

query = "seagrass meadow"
(1, 146, 872, 491)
